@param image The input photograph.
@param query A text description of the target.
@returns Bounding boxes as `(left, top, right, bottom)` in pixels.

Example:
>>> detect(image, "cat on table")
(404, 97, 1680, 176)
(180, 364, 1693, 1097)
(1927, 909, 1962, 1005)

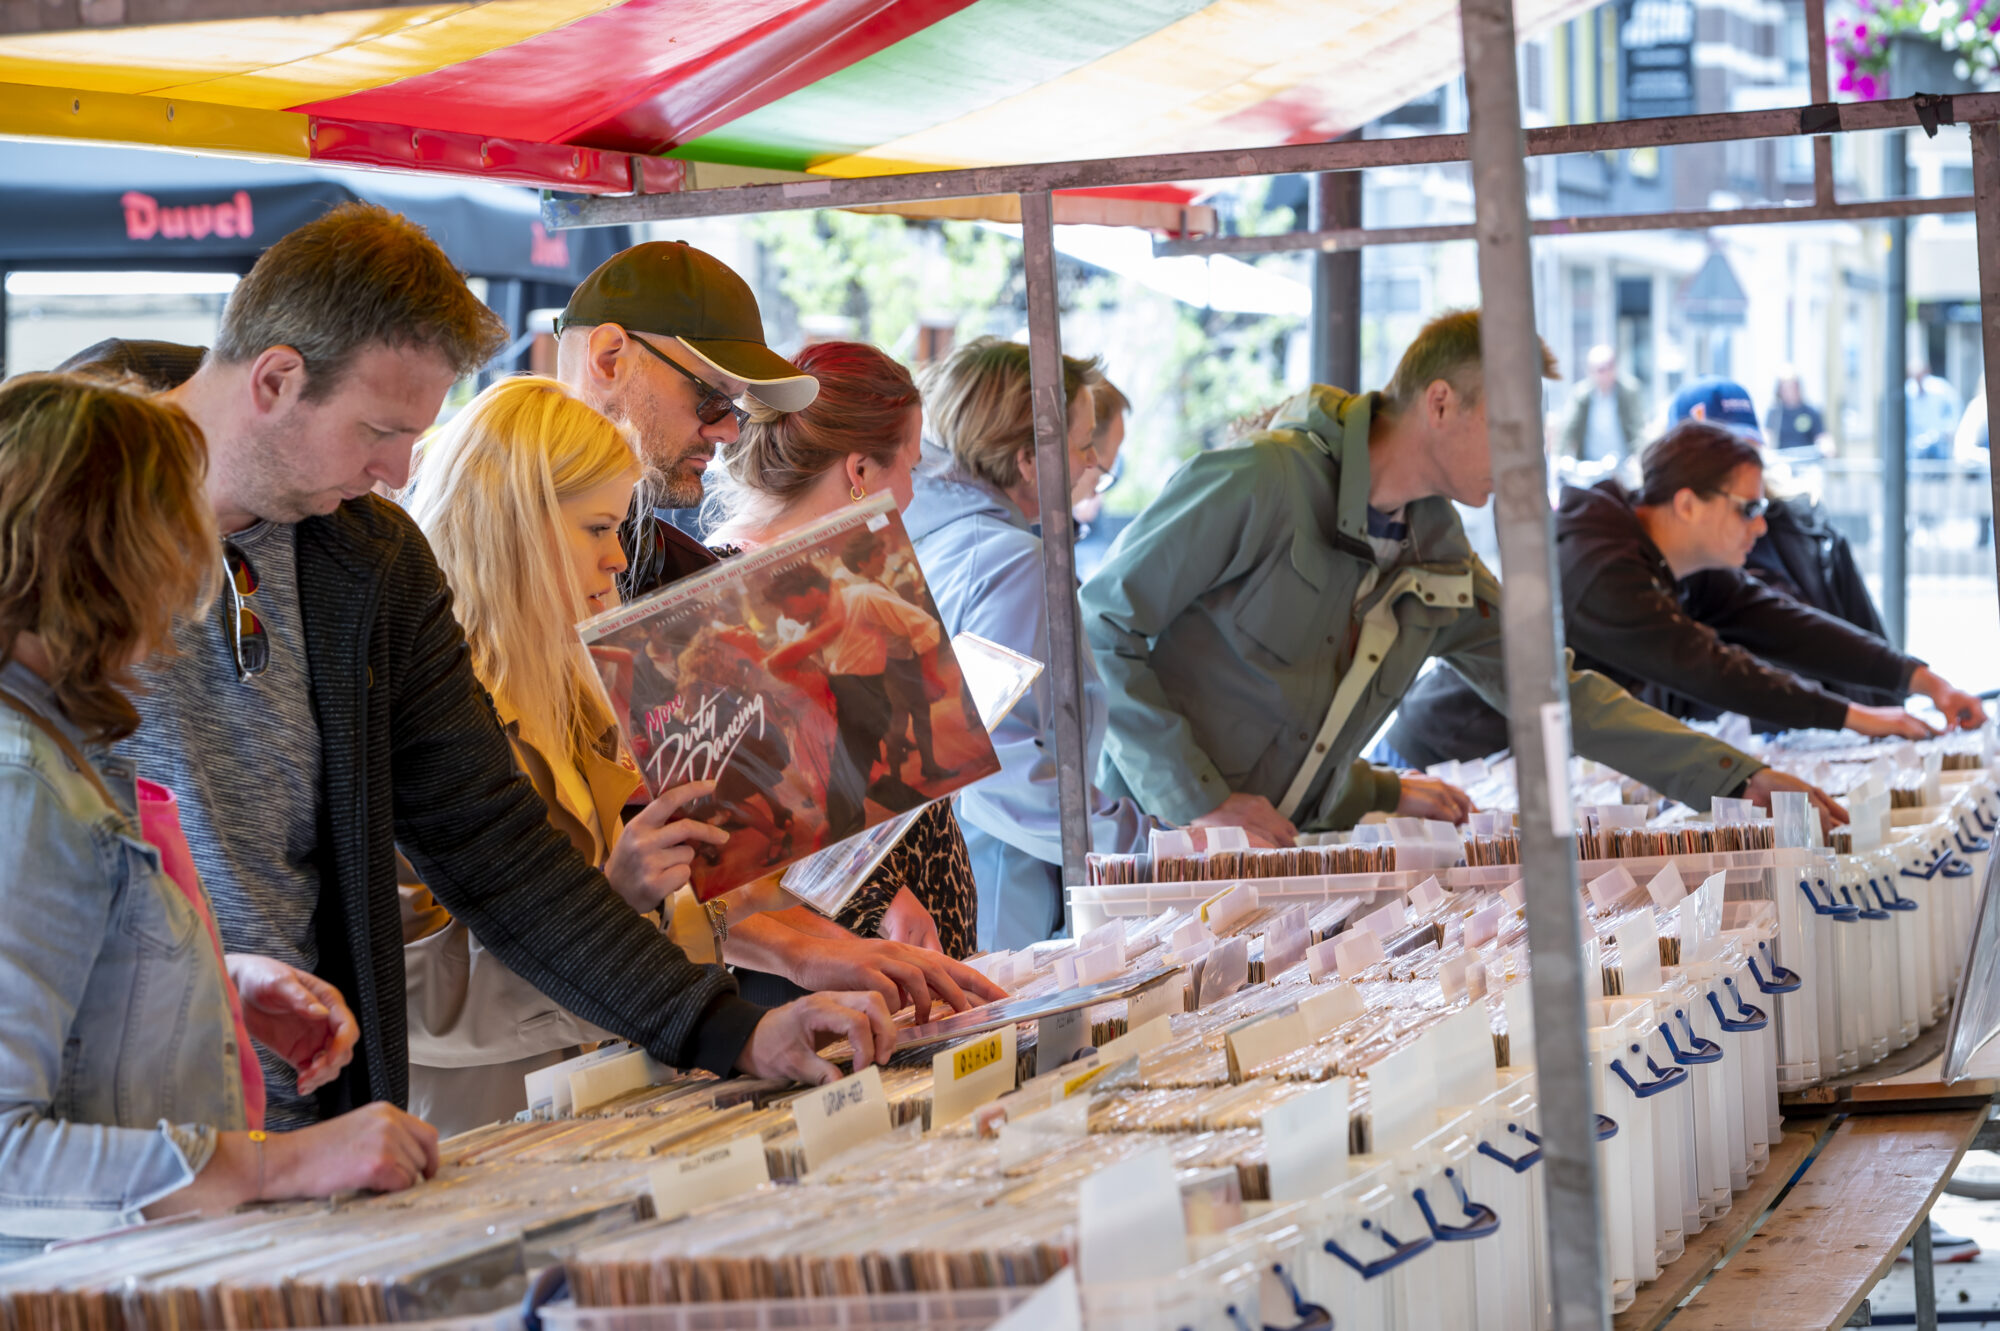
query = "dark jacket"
(1387, 481, 1918, 767)
(68, 343, 765, 1114)
(619, 506, 724, 604)
(300, 496, 762, 1114)
(1744, 497, 1904, 709)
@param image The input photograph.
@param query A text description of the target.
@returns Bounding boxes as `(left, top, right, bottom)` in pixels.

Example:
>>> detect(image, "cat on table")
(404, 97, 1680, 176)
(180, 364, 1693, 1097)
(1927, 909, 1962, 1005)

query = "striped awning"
(0, 0, 1599, 207)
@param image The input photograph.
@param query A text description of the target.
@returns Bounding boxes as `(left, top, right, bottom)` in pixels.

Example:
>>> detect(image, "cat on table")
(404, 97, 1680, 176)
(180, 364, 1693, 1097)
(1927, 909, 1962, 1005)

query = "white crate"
(539, 1290, 1036, 1331)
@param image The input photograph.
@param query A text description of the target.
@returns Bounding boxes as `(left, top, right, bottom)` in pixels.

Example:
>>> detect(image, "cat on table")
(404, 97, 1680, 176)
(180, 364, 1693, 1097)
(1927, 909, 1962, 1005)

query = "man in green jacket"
(1079, 310, 1843, 847)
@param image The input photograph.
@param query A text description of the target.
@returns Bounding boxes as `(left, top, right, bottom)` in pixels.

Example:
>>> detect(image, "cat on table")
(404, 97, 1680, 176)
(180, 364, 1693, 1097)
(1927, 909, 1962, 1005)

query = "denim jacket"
(0, 661, 244, 1256)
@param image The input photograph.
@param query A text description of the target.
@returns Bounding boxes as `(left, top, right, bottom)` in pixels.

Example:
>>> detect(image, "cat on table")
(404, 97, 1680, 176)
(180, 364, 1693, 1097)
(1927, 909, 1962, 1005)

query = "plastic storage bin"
(540, 1290, 1038, 1331)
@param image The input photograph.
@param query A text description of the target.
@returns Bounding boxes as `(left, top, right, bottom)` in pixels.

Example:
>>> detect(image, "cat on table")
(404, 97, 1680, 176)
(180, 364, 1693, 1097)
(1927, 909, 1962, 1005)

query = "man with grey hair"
(1558, 343, 1647, 463)
(553, 240, 819, 598)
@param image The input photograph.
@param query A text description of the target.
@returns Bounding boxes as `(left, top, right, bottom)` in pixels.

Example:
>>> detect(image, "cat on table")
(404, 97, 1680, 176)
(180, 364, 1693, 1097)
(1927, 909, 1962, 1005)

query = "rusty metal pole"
(1018, 190, 1093, 907)
(1459, 0, 1608, 1324)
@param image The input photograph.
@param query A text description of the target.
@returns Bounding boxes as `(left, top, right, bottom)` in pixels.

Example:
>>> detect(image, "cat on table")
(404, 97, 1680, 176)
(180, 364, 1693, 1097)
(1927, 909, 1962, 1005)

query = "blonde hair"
(0, 374, 219, 743)
(408, 376, 638, 771)
(919, 337, 1102, 492)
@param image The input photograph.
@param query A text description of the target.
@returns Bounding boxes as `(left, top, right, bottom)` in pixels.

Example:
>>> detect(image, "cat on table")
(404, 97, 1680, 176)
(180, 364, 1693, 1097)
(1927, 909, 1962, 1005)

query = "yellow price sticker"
(954, 1032, 1004, 1081)
(1062, 1065, 1100, 1097)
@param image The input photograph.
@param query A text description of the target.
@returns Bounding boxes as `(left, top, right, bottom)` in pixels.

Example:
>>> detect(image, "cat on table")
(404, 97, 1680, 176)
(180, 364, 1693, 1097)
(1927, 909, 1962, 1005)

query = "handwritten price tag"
(648, 1133, 769, 1221)
(791, 1064, 892, 1171)
(932, 1024, 1018, 1128)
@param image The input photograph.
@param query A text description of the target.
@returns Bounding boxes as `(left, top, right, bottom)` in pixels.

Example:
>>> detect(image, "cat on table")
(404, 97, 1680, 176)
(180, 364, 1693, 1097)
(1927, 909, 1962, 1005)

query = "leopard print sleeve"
(833, 802, 978, 959)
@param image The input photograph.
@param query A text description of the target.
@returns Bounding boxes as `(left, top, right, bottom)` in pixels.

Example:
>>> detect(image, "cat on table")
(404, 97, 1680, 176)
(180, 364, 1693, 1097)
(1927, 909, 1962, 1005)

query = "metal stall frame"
(542, 51, 2000, 1331)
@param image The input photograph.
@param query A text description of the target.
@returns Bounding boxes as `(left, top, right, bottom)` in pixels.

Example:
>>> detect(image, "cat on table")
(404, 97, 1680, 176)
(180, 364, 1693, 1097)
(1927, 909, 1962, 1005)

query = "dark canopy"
(0, 140, 628, 285)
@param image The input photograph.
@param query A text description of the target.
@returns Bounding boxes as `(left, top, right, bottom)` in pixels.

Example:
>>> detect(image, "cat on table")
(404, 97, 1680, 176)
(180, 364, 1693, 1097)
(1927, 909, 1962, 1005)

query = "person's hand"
(262, 1103, 440, 1198)
(786, 935, 1002, 1025)
(1394, 773, 1476, 824)
(879, 886, 942, 953)
(603, 779, 730, 912)
(1189, 792, 1297, 849)
(224, 955, 357, 1095)
(1742, 767, 1849, 828)
(1912, 666, 1987, 731)
(736, 992, 897, 1085)
(1844, 703, 1938, 740)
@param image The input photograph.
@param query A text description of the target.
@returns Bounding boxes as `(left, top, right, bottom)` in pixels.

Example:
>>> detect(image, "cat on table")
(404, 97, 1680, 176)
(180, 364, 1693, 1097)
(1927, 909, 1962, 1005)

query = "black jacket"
(618, 505, 724, 602)
(69, 342, 765, 1114)
(1387, 481, 1917, 768)
(299, 496, 764, 1113)
(1744, 496, 1904, 709)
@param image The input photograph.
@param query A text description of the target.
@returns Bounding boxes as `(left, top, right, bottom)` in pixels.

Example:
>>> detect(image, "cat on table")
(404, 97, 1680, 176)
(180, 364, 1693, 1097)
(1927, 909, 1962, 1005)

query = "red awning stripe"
(297, 0, 973, 155)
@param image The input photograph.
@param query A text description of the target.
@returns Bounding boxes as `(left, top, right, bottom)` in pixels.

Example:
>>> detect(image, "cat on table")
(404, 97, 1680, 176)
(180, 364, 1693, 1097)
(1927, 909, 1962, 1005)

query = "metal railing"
(1806, 458, 1996, 581)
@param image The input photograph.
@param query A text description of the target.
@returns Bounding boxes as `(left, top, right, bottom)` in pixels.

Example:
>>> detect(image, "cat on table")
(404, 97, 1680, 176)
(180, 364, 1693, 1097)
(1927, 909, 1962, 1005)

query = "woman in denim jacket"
(0, 375, 437, 1261)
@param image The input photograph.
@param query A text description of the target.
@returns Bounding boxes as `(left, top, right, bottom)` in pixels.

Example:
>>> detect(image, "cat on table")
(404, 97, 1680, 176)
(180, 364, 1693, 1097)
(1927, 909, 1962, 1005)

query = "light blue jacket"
(0, 661, 245, 1260)
(903, 451, 1158, 950)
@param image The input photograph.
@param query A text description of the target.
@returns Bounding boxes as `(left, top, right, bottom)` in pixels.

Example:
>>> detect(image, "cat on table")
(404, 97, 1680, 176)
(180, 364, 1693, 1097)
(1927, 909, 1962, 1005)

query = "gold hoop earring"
(850, 483, 867, 502)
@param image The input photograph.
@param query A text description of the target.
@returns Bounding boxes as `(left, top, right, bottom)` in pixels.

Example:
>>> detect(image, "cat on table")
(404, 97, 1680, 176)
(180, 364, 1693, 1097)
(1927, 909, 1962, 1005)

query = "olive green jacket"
(1079, 385, 1764, 831)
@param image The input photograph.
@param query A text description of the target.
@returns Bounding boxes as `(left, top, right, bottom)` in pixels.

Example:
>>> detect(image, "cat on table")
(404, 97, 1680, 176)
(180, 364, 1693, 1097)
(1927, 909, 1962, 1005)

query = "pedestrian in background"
(1766, 367, 1831, 460)
(1557, 344, 1647, 465)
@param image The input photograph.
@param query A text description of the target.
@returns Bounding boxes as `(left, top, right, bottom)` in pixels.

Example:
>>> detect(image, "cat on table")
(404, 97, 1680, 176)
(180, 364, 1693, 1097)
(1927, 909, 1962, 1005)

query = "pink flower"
(1854, 21, 1869, 38)
(1857, 73, 1881, 98)
(1839, 71, 1858, 90)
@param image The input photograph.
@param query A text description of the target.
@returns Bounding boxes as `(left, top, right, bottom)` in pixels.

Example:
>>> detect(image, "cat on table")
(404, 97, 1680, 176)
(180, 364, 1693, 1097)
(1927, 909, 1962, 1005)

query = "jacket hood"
(1556, 479, 1669, 586)
(1556, 478, 1640, 537)
(903, 442, 1025, 544)
(1267, 384, 1352, 451)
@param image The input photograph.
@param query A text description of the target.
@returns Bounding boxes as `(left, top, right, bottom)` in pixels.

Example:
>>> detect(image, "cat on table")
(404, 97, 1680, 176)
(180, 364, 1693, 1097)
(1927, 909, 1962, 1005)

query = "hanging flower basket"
(1831, 0, 1995, 97)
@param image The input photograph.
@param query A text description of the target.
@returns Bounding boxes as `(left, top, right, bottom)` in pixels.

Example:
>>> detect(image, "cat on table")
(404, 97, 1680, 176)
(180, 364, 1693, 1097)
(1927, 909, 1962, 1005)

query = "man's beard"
(611, 388, 707, 511)
(650, 457, 706, 510)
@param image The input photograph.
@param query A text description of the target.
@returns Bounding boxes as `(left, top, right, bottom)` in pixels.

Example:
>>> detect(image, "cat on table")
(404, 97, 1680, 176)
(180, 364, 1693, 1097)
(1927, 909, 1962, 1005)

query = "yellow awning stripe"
(0, 0, 624, 110)
(0, 81, 309, 159)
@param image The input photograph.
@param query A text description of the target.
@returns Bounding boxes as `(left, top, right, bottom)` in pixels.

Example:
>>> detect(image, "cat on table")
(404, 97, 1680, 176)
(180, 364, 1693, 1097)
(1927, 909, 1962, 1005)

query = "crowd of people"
(0, 202, 1983, 1252)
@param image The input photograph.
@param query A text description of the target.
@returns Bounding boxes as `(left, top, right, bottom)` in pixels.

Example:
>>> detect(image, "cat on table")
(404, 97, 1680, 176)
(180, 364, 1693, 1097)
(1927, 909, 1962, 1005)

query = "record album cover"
(580, 495, 999, 901)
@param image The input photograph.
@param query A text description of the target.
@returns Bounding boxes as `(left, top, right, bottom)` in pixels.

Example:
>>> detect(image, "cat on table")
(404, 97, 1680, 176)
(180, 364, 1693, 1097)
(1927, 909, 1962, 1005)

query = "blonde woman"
(402, 376, 996, 1134)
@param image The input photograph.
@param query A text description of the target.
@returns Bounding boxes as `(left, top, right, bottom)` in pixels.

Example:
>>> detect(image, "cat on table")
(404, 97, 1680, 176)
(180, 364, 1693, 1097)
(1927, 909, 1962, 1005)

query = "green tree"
(748, 212, 1018, 352)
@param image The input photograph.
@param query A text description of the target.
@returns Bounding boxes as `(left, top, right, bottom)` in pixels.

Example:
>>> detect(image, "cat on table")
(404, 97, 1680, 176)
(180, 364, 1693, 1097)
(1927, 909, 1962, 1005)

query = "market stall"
(2, 0, 1999, 1327)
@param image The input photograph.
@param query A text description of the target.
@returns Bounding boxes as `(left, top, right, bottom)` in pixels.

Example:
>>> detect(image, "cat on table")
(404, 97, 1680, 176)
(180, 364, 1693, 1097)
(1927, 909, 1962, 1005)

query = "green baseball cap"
(558, 240, 818, 412)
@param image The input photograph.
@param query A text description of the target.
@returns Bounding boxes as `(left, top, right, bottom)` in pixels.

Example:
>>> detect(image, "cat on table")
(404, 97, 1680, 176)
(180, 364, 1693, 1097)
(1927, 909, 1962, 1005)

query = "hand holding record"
(604, 779, 730, 911)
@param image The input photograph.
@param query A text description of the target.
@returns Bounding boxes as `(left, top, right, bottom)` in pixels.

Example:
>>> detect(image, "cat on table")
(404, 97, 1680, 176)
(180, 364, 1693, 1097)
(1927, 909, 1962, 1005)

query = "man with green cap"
(554, 240, 820, 599)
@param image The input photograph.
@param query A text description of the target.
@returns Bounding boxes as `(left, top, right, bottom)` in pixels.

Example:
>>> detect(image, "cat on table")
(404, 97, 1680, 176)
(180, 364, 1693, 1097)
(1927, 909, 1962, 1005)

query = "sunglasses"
(1706, 490, 1770, 521)
(1090, 453, 1122, 497)
(222, 541, 269, 682)
(629, 335, 749, 428)
(551, 315, 749, 428)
